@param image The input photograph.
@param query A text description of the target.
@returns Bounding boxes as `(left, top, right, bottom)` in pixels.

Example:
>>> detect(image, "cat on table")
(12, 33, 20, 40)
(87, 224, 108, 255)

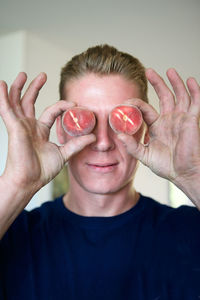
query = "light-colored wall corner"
(0, 31, 27, 175)
(0, 31, 71, 210)
(25, 32, 72, 142)
(0, 30, 27, 84)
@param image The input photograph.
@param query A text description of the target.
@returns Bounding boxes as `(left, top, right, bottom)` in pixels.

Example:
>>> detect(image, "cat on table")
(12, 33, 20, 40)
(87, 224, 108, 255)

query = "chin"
(78, 179, 132, 195)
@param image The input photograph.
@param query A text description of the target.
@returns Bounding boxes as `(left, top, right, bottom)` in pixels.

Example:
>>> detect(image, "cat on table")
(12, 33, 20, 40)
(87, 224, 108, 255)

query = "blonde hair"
(59, 44, 148, 102)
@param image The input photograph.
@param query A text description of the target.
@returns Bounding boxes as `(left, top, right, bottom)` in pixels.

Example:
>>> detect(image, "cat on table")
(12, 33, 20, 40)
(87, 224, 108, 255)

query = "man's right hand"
(0, 72, 96, 238)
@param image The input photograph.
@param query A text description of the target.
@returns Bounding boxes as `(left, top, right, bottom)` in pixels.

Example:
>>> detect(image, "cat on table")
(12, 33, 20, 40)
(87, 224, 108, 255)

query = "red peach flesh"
(62, 107, 96, 136)
(109, 104, 143, 135)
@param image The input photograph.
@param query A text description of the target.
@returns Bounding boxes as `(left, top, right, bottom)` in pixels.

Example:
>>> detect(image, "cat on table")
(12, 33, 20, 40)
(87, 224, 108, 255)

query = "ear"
(56, 115, 67, 144)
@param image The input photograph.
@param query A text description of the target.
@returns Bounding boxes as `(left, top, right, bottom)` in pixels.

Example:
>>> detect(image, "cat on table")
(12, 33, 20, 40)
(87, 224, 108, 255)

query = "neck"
(63, 181, 140, 217)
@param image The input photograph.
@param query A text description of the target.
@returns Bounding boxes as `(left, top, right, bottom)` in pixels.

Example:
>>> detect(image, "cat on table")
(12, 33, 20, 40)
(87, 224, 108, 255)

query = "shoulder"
(141, 195, 200, 260)
(141, 194, 200, 222)
(1, 196, 64, 244)
(28, 196, 62, 221)
(141, 194, 200, 237)
(147, 195, 200, 248)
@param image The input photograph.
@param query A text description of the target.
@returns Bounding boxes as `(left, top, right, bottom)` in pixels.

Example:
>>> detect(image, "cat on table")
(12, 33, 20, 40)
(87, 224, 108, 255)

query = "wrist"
(0, 175, 39, 216)
(173, 174, 200, 210)
(0, 176, 39, 240)
(0, 173, 38, 197)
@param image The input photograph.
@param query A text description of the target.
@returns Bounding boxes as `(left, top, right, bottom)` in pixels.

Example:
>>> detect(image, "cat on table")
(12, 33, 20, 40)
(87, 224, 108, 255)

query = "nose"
(90, 118, 115, 152)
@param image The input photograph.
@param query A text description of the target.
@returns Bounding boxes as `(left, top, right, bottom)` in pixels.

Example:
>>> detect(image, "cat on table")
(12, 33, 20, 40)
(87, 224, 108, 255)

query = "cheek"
(115, 128, 143, 173)
(115, 138, 134, 165)
(122, 151, 139, 180)
(68, 146, 89, 168)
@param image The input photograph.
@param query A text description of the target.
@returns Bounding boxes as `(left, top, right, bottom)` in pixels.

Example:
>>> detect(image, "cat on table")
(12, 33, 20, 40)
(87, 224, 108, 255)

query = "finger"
(60, 134, 96, 162)
(117, 133, 148, 165)
(8, 72, 27, 117)
(0, 80, 9, 113)
(0, 80, 18, 131)
(166, 68, 190, 112)
(146, 68, 175, 114)
(125, 98, 159, 127)
(39, 100, 76, 129)
(187, 77, 200, 115)
(21, 73, 47, 118)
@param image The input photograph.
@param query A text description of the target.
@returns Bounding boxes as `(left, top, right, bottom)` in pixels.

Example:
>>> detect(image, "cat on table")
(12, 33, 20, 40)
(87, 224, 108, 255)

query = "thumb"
(117, 133, 148, 166)
(59, 134, 96, 162)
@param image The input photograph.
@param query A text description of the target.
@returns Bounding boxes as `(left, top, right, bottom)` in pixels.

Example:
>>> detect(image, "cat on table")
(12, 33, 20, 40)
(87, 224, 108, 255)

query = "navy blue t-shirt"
(0, 194, 200, 299)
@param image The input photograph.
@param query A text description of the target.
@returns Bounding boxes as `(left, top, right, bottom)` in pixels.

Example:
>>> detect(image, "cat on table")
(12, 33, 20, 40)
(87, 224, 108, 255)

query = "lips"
(86, 162, 119, 172)
(87, 162, 118, 167)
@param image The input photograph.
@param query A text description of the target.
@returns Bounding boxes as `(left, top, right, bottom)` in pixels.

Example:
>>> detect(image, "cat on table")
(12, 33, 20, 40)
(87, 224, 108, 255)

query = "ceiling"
(1, 0, 199, 56)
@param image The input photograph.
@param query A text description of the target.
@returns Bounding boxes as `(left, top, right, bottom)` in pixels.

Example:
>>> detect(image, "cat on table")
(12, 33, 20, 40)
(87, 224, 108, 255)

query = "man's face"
(59, 73, 146, 195)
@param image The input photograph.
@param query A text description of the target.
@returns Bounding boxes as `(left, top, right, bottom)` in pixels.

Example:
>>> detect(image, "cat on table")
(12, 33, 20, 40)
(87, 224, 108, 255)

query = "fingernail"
(37, 72, 47, 81)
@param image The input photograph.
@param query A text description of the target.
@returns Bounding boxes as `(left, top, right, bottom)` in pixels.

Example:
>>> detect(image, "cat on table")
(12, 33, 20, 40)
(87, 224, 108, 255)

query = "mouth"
(86, 162, 119, 173)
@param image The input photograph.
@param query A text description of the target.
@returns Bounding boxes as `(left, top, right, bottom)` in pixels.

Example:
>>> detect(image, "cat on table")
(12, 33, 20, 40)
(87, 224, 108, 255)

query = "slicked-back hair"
(59, 44, 148, 102)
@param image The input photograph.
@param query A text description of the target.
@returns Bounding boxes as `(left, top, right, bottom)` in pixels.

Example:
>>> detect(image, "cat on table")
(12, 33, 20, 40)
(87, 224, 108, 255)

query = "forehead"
(64, 73, 141, 112)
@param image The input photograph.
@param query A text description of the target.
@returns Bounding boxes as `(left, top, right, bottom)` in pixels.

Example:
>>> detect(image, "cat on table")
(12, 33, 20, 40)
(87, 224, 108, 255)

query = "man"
(0, 44, 200, 299)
